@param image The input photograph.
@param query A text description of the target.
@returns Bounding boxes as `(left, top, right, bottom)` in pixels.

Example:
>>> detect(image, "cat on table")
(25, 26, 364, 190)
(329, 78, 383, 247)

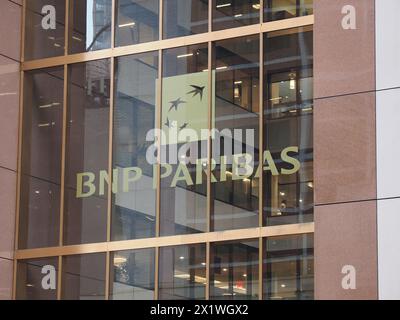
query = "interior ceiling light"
(216, 3, 232, 8)
(177, 53, 194, 58)
(114, 256, 127, 265)
(119, 21, 136, 28)
(289, 72, 296, 90)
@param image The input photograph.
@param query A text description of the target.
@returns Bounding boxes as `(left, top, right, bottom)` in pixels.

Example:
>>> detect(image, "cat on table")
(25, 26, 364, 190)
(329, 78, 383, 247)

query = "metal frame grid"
(13, 0, 315, 300)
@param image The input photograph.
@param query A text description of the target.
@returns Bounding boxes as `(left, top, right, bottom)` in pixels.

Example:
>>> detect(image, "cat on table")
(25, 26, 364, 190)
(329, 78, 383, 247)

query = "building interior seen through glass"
(64, 59, 111, 245)
(211, 34, 260, 232)
(20, 67, 64, 250)
(68, 0, 112, 54)
(263, 26, 313, 226)
(112, 51, 158, 241)
(17, 0, 314, 300)
(160, 43, 209, 236)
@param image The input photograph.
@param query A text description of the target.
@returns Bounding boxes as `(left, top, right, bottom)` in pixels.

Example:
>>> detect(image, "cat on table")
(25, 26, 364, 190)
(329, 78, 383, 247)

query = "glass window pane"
(115, 0, 159, 47)
(16, 257, 58, 300)
(211, 35, 260, 231)
(19, 67, 64, 249)
(210, 240, 259, 299)
(159, 244, 206, 300)
(64, 59, 110, 245)
(264, 234, 314, 300)
(112, 52, 158, 241)
(25, 0, 66, 60)
(264, 0, 313, 22)
(263, 27, 313, 226)
(213, 0, 260, 31)
(62, 253, 106, 300)
(68, 0, 112, 54)
(110, 249, 155, 300)
(163, 0, 208, 39)
(160, 44, 209, 236)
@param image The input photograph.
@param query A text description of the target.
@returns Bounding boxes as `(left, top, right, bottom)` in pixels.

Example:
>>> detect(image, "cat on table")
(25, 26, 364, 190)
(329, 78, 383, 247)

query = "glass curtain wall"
(17, 0, 314, 300)
(112, 52, 158, 241)
(263, 27, 313, 226)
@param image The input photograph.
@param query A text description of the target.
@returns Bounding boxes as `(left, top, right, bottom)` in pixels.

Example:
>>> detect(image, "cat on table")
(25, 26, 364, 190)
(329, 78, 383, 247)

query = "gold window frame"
(14, 0, 315, 300)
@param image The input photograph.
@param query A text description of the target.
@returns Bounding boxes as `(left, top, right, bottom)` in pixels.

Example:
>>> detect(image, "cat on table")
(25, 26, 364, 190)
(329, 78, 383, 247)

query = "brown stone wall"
(314, 0, 378, 299)
(0, 0, 22, 300)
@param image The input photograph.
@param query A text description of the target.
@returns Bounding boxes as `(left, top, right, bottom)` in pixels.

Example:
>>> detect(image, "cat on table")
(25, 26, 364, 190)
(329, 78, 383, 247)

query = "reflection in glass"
(263, 27, 313, 226)
(68, 0, 112, 54)
(63, 59, 110, 245)
(25, 0, 66, 60)
(159, 244, 206, 299)
(115, 0, 159, 47)
(163, 0, 208, 39)
(19, 67, 64, 249)
(160, 44, 208, 236)
(264, 0, 313, 22)
(210, 240, 259, 299)
(264, 234, 314, 299)
(110, 249, 155, 300)
(112, 52, 158, 241)
(62, 253, 106, 300)
(16, 257, 58, 300)
(213, 0, 260, 31)
(211, 35, 260, 231)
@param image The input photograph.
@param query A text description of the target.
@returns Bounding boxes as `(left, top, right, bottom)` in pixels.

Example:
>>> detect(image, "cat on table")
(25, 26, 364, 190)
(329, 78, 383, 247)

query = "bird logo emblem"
(179, 122, 189, 130)
(164, 117, 173, 128)
(168, 97, 186, 112)
(187, 85, 205, 101)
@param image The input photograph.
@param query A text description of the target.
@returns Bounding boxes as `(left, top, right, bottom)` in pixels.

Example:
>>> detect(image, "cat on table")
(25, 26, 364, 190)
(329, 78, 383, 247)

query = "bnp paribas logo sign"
(160, 71, 212, 146)
(76, 71, 302, 198)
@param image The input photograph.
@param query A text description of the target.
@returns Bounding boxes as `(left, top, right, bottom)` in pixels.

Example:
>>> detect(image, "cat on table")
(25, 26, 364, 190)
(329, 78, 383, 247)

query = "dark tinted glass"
(213, 0, 260, 31)
(111, 249, 155, 299)
(112, 51, 158, 241)
(210, 240, 259, 299)
(211, 35, 260, 231)
(159, 244, 206, 299)
(163, 0, 208, 39)
(16, 257, 58, 300)
(264, 0, 313, 22)
(25, 0, 66, 60)
(19, 67, 64, 249)
(264, 234, 314, 299)
(115, 0, 159, 46)
(68, 0, 112, 54)
(63, 59, 110, 245)
(160, 44, 208, 236)
(62, 253, 106, 300)
(263, 27, 313, 226)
